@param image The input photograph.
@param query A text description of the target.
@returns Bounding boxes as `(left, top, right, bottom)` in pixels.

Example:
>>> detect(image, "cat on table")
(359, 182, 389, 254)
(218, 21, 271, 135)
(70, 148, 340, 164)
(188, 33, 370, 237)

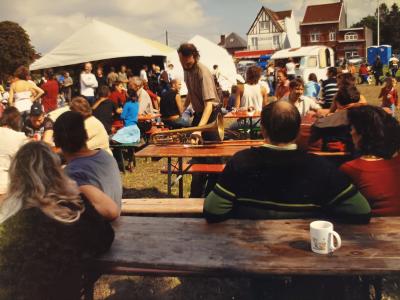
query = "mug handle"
(329, 231, 342, 252)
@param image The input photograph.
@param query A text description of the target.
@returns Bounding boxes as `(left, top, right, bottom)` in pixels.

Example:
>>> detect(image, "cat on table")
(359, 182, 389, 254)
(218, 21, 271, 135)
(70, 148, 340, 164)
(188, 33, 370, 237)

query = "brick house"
(300, 1, 372, 60)
(246, 7, 300, 51)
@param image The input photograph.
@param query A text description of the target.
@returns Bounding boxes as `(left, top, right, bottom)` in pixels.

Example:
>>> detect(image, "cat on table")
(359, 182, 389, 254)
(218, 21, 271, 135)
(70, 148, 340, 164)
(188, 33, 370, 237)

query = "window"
(273, 36, 280, 46)
(251, 37, 258, 49)
(260, 21, 270, 32)
(329, 31, 336, 41)
(310, 33, 320, 42)
(344, 32, 358, 41)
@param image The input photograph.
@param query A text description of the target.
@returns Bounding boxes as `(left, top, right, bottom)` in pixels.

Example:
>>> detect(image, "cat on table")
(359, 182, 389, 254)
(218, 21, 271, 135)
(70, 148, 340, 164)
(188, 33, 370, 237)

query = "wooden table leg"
(178, 158, 183, 198)
(167, 157, 172, 196)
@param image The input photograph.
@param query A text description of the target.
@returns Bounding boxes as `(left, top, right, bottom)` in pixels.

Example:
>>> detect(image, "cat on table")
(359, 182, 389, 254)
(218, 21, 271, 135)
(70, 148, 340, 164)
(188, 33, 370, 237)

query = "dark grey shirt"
(65, 150, 122, 207)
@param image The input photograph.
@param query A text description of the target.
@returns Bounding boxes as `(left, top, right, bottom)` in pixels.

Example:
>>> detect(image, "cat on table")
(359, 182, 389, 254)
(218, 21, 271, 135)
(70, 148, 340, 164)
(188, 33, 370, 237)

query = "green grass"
(94, 83, 400, 300)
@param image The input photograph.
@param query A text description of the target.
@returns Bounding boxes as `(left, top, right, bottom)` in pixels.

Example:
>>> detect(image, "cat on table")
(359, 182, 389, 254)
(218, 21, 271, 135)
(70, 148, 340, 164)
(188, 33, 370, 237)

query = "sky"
(1, 0, 397, 54)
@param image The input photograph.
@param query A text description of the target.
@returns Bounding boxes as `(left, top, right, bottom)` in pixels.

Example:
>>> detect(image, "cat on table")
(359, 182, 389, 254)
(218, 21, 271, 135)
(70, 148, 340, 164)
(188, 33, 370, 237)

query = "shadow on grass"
(122, 187, 172, 199)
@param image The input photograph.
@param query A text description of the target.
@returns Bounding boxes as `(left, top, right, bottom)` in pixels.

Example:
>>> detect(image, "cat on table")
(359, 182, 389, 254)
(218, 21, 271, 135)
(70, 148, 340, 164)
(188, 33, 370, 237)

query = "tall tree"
(352, 3, 400, 52)
(0, 21, 36, 80)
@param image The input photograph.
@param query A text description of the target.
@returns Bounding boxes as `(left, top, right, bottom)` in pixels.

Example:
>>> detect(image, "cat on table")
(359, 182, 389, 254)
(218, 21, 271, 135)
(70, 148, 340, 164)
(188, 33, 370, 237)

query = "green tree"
(0, 21, 36, 80)
(352, 16, 377, 44)
(352, 3, 400, 52)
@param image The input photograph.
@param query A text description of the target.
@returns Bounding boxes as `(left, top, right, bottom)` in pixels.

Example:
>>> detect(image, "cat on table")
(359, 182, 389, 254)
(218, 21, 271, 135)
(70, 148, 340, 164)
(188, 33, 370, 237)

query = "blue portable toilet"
(367, 46, 379, 65)
(378, 45, 392, 65)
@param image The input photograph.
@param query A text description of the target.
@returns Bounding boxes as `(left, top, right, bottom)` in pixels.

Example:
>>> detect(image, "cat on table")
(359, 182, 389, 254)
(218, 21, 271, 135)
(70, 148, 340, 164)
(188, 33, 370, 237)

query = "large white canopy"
(30, 20, 168, 70)
(167, 35, 237, 92)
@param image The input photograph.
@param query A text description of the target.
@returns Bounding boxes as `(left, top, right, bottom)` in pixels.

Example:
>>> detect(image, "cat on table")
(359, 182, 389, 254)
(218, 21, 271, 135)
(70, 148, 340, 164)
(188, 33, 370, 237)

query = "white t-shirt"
(80, 72, 98, 97)
(140, 69, 148, 82)
(286, 62, 296, 75)
(0, 127, 28, 194)
(281, 95, 321, 117)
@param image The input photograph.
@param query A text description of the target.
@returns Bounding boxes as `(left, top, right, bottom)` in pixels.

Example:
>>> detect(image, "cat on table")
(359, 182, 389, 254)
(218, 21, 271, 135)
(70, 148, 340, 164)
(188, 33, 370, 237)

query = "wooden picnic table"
(224, 111, 262, 139)
(93, 216, 400, 278)
(135, 140, 263, 196)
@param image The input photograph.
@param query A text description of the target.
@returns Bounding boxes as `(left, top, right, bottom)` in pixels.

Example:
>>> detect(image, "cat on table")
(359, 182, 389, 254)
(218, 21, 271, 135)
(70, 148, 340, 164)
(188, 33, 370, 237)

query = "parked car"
(348, 55, 364, 65)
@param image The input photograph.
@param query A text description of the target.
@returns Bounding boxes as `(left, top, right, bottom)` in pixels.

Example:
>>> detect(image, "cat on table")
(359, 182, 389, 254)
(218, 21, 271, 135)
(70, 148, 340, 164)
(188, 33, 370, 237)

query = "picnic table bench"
(85, 216, 400, 299)
(121, 198, 204, 216)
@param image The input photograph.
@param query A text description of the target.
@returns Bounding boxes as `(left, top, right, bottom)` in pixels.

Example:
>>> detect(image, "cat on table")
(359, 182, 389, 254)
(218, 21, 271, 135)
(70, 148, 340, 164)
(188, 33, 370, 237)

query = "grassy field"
(94, 83, 400, 300)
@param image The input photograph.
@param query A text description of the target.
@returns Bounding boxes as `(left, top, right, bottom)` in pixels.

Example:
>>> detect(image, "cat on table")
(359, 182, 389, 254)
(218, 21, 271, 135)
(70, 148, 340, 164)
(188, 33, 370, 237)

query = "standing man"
(372, 56, 383, 86)
(285, 57, 296, 80)
(140, 65, 148, 82)
(389, 54, 399, 78)
(178, 43, 221, 197)
(321, 67, 338, 109)
(107, 67, 119, 88)
(80, 62, 98, 105)
(118, 65, 129, 90)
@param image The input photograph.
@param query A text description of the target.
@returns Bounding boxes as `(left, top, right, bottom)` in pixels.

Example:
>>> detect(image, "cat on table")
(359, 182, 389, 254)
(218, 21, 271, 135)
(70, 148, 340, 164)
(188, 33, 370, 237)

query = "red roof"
(274, 10, 292, 20)
(234, 49, 275, 59)
(302, 2, 342, 24)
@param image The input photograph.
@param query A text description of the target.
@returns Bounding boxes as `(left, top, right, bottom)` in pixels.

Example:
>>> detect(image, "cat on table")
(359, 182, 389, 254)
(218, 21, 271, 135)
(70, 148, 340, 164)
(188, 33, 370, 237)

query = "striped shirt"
(321, 78, 338, 108)
(203, 145, 371, 223)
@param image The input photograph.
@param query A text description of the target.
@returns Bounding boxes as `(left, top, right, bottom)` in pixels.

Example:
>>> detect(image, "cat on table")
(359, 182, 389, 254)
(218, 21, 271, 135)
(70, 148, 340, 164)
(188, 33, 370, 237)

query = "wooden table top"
(97, 216, 400, 276)
(138, 113, 161, 121)
(135, 140, 264, 158)
(224, 111, 261, 118)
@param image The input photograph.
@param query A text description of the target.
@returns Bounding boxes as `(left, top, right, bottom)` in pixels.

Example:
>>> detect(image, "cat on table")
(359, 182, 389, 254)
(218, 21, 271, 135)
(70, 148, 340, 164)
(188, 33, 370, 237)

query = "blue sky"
(0, 0, 394, 53)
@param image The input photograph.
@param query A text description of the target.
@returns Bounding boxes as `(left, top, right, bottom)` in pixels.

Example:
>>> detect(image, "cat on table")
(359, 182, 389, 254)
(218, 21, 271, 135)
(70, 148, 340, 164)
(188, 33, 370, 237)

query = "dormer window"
(344, 32, 358, 41)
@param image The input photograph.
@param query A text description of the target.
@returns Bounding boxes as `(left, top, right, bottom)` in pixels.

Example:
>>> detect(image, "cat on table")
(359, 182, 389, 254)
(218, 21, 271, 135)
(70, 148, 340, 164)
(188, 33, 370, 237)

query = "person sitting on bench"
(204, 101, 371, 223)
(0, 142, 114, 299)
(53, 111, 121, 220)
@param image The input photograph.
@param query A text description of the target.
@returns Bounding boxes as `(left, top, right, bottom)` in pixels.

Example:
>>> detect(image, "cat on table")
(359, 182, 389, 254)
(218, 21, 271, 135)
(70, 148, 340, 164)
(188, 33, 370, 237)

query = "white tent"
(167, 35, 237, 92)
(30, 20, 168, 70)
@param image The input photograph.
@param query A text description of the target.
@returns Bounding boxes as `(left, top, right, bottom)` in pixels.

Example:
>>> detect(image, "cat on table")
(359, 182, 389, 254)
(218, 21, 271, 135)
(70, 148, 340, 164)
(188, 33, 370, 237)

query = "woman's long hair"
(0, 142, 84, 224)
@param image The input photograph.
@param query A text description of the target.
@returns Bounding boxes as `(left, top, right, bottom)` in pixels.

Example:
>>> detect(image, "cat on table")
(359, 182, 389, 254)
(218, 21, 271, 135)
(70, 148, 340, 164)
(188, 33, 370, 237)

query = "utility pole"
(377, 0, 380, 46)
(165, 30, 169, 46)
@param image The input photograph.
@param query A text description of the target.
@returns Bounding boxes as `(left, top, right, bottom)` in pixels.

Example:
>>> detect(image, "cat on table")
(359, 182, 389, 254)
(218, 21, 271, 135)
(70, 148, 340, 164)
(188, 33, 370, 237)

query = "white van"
(271, 46, 335, 82)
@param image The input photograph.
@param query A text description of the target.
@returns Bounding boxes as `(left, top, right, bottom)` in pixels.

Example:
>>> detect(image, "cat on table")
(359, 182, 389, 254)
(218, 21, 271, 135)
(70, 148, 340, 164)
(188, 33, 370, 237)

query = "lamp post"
(377, 0, 380, 46)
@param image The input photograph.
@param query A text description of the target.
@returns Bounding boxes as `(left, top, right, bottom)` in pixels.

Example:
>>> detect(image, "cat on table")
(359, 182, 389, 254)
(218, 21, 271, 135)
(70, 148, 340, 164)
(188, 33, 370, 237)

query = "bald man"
(204, 101, 371, 224)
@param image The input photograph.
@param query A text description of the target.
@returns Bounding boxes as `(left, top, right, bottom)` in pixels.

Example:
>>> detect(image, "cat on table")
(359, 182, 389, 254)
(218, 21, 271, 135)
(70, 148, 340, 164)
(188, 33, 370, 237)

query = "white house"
(247, 7, 300, 51)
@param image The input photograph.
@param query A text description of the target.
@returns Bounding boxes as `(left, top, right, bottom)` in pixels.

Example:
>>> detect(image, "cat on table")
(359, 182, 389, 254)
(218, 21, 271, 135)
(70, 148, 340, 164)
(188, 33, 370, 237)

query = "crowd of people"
(0, 42, 399, 298)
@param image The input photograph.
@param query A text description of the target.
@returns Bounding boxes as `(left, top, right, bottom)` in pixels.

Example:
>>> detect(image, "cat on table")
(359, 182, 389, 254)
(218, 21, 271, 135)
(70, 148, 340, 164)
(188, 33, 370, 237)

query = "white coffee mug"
(310, 220, 341, 254)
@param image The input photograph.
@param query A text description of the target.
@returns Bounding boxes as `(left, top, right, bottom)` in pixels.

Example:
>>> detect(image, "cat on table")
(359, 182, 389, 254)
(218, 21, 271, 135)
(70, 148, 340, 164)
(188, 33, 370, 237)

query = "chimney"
(220, 35, 226, 46)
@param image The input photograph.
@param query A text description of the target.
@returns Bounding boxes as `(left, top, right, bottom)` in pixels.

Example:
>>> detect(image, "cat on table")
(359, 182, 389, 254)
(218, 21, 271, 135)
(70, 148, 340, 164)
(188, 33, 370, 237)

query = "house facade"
(336, 27, 373, 58)
(300, 1, 372, 60)
(218, 32, 247, 56)
(246, 7, 300, 51)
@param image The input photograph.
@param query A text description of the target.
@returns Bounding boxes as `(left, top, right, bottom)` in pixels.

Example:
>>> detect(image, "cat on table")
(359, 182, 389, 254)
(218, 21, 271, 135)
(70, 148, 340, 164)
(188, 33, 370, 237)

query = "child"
(379, 77, 398, 116)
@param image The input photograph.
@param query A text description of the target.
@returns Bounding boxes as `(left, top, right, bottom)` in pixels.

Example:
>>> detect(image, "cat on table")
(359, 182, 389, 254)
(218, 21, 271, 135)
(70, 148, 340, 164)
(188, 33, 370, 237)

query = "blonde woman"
(0, 142, 114, 300)
(8, 66, 44, 114)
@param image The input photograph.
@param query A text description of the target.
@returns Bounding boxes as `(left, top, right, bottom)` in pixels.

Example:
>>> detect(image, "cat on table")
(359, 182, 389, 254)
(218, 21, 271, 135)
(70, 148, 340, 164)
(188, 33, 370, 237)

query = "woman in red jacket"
(40, 69, 59, 113)
(340, 105, 400, 216)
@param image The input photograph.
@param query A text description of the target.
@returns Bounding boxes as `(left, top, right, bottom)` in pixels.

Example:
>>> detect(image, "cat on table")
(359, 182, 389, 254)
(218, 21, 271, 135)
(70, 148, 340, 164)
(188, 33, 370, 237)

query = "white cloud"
(1, 0, 211, 53)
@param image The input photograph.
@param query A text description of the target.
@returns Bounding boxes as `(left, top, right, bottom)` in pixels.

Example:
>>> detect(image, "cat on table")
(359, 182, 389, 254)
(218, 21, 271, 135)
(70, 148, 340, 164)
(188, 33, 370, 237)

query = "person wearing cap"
(23, 102, 54, 145)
